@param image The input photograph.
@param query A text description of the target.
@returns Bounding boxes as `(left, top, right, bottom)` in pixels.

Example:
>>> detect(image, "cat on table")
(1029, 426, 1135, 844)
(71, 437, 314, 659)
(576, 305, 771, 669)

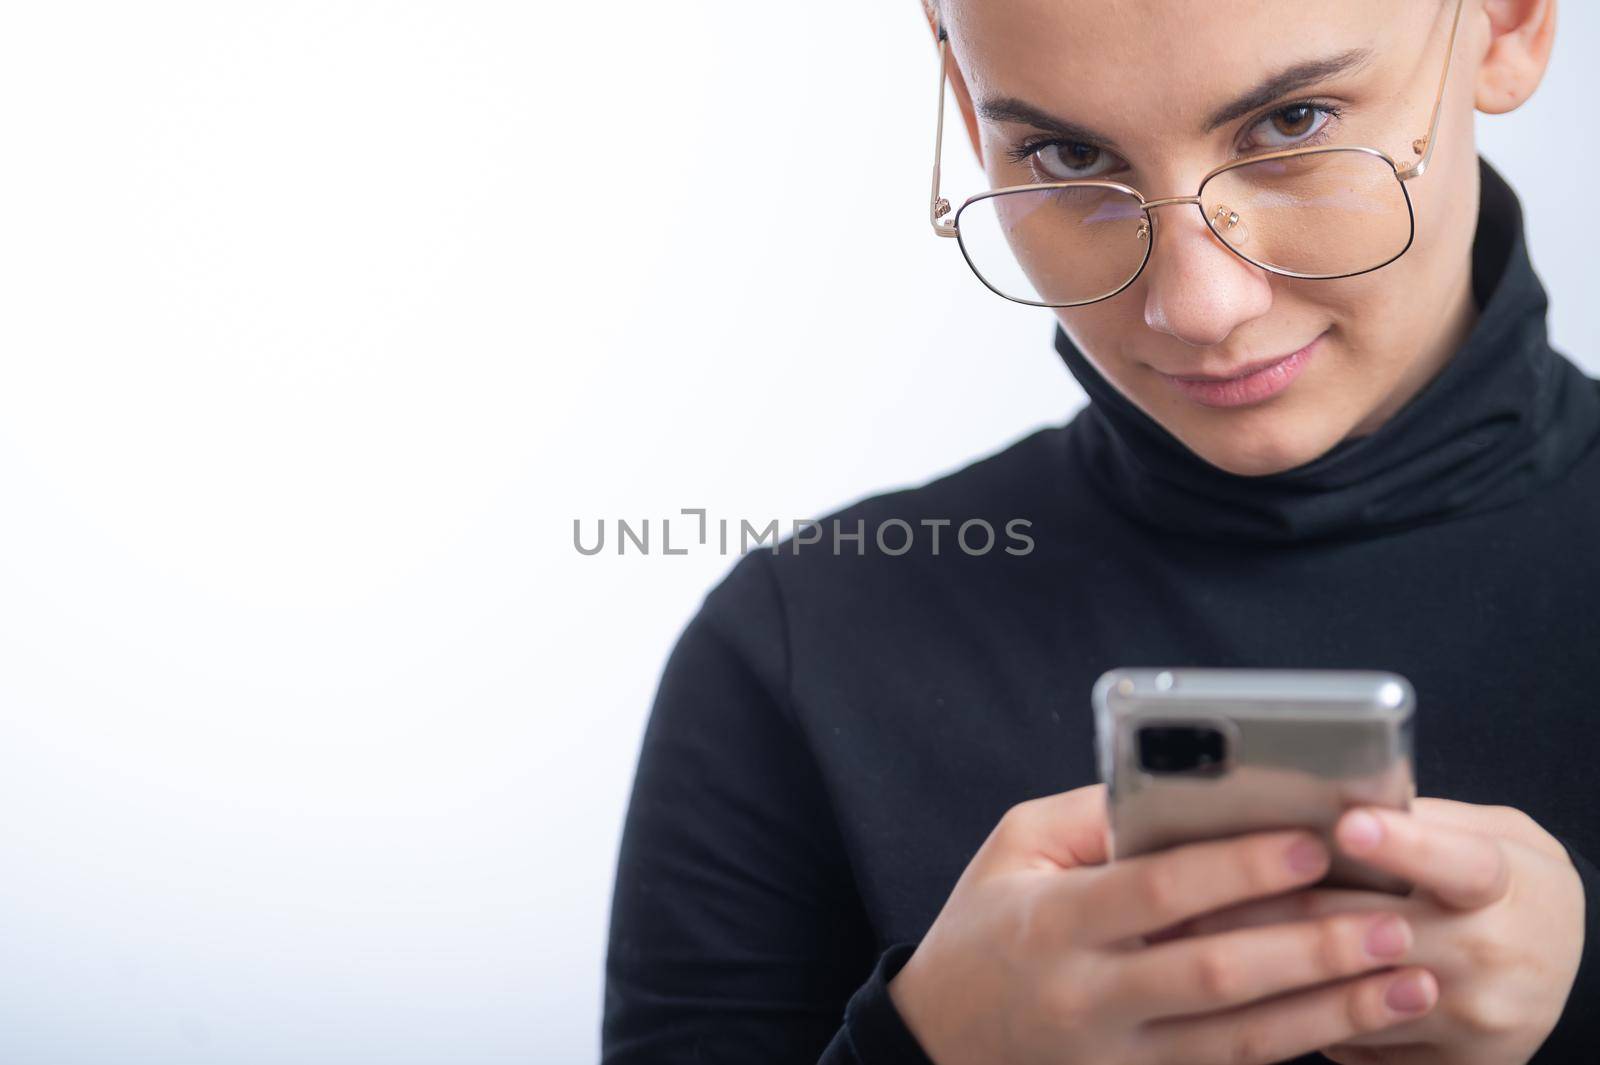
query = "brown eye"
(1050, 143, 1101, 168)
(1031, 141, 1113, 181)
(1246, 102, 1340, 150)
(1270, 105, 1317, 138)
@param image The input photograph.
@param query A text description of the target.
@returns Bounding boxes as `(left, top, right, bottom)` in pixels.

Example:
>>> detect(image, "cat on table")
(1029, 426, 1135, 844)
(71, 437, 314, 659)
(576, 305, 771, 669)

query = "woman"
(603, 0, 1596, 1062)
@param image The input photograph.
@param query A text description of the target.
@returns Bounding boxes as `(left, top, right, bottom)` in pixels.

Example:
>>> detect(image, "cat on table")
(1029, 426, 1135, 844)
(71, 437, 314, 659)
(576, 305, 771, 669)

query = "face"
(938, 0, 1496, 476)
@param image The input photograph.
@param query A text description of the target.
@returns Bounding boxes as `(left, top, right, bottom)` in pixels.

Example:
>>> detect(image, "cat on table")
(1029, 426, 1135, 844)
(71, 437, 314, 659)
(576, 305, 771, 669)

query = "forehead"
(945, 0, 1418, 142)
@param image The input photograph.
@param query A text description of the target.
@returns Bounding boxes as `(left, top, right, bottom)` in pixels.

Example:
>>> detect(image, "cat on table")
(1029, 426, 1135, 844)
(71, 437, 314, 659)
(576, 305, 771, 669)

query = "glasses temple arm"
(1398, 0, 1467, 181)
(930, 25, 958, 236)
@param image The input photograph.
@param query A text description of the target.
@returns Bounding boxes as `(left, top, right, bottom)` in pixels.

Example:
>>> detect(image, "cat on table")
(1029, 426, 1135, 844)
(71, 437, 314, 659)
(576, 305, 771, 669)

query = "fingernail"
(1286, 836, 1329, 875)
(1385, 972, 1434, 1014)
(1364, 915, 1410, 959)
(1340, 810, 1384, 853)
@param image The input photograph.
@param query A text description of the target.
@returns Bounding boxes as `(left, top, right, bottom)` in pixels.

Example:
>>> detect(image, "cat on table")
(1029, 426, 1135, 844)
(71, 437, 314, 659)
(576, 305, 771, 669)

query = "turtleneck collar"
(1055, 154, 1600, 546)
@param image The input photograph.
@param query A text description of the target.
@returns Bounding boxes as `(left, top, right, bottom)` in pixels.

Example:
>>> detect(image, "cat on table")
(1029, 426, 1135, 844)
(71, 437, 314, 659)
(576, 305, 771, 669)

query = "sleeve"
(1528, 836, 1600, 1062)
(600, 550, 939, 1064)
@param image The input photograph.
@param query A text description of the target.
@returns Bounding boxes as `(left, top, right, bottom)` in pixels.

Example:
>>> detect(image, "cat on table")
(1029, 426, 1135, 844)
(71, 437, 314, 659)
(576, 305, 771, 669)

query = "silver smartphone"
(1093, 667, 1415, 894)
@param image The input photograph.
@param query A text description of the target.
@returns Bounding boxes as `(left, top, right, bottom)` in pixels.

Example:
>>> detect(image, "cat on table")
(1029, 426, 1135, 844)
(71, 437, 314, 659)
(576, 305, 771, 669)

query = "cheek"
(1267, 275, 1400, 384)
(1052, 307, 1146, 373)
(1314, 280, 1412, 374)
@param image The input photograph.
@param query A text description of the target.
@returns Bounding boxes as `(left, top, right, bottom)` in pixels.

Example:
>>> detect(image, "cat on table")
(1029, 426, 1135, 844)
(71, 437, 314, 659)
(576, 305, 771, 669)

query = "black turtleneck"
(1060, 155, 1600, 546)
(602, 155, 1600, 1064)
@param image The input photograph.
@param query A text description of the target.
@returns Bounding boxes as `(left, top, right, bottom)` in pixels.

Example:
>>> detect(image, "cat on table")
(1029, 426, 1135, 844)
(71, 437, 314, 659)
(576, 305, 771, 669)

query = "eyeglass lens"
(956, 148, 1413, 306)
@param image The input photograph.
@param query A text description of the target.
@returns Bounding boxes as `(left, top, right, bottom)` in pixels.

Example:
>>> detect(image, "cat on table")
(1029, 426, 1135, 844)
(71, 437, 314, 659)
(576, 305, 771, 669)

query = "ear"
(918, 3, 985, 168)
(1474, 0, 1557, 114)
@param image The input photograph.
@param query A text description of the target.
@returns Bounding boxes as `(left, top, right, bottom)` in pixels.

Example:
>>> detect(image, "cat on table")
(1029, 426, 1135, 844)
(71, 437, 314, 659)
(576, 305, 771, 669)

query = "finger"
(1171, 888, 1413, 938)
(1336, 807, 1510, 909)
(1412, 797, 1567, 860)
(1321, 1000, 1443, 1051)
(1073, 829, 1330, 943)
(1112, 910, 1415, 1019)
(1323, 1041, 1435, 1065)
(1324, 1019, 1442, 1051)
(1141, 966, 1438, 1065)
(990, 783, 1108, 872)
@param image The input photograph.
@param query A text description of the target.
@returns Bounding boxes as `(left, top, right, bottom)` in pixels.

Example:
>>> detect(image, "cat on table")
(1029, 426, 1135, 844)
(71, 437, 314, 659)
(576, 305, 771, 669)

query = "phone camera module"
(1137, 724, 1227, 775)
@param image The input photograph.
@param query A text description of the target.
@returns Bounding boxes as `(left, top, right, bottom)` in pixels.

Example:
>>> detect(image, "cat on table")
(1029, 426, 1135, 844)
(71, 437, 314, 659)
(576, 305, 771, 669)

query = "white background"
(0, 3, 1594, 1062)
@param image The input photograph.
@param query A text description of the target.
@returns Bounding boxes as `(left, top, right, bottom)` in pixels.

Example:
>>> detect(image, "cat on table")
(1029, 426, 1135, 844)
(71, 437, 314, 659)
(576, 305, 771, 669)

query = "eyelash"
(1003, 100, 1346, 173)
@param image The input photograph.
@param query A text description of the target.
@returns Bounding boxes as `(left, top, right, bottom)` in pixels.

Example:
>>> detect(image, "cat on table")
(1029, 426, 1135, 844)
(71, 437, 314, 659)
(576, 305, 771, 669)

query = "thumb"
(999, 782, 1108, 871)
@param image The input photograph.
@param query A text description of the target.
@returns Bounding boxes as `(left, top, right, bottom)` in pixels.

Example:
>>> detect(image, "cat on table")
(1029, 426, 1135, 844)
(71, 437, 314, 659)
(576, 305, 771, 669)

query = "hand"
(1171, 799, 1586, 1065)
(886, 783, 1439, 1065)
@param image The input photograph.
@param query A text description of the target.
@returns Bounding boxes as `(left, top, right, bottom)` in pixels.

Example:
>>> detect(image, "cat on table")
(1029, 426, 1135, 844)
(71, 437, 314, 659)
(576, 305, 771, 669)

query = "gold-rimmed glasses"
(929, 0, 1467, 307)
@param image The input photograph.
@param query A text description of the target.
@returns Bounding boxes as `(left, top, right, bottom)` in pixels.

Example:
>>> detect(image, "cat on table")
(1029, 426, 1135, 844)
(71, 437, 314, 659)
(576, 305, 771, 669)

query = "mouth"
(1156, 331, 1327, 409)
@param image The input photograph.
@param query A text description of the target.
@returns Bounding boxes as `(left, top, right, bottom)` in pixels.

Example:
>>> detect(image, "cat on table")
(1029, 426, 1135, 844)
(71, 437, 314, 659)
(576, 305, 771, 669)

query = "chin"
(1180, 416, 1341, 477)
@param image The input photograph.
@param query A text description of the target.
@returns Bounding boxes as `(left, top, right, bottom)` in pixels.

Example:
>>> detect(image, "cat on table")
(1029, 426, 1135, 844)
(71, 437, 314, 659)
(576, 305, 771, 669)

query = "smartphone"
(1092, 667, 1415, 894)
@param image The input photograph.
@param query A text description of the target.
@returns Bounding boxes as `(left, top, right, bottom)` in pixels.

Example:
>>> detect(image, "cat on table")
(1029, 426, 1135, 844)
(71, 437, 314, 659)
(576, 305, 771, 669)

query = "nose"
(1138, 198, 1272, 347)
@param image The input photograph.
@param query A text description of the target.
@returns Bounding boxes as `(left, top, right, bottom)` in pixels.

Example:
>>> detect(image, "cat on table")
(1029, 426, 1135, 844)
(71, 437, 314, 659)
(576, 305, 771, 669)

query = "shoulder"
(695, 420, 1078, 638)
(786, 422, 1069, 550)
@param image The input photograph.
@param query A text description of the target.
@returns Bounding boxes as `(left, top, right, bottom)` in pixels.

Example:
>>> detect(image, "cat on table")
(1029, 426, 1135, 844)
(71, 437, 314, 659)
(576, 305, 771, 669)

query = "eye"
(1006, 139, 1121, 182)
(1243, 101, 1342, 151)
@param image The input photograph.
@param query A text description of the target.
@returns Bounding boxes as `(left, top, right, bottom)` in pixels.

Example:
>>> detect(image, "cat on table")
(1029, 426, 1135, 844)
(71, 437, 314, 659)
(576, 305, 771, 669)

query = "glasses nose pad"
(1210, 203, 1251, 249)
(1136, 218, 1150, 243)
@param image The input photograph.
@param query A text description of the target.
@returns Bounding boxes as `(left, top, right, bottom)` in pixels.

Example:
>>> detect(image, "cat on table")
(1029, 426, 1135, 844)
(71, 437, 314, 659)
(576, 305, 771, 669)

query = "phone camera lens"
(1137, 725, 1227, 775)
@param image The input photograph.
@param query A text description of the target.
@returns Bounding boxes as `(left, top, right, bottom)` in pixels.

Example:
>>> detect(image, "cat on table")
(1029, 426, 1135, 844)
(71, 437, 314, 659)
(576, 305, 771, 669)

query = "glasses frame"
(929, 0, 1468, 308)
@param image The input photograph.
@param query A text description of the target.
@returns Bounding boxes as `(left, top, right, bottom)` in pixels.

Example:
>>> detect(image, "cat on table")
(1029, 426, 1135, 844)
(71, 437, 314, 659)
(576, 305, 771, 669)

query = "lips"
(1156, 331, 1326, 409)
(1171, 349, 1309, 383)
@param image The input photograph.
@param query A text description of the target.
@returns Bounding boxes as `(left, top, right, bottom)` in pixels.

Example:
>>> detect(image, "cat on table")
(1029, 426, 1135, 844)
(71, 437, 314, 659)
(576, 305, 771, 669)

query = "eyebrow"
(974, 46, 1376, 149)
(1203, 47, 1376, 129)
